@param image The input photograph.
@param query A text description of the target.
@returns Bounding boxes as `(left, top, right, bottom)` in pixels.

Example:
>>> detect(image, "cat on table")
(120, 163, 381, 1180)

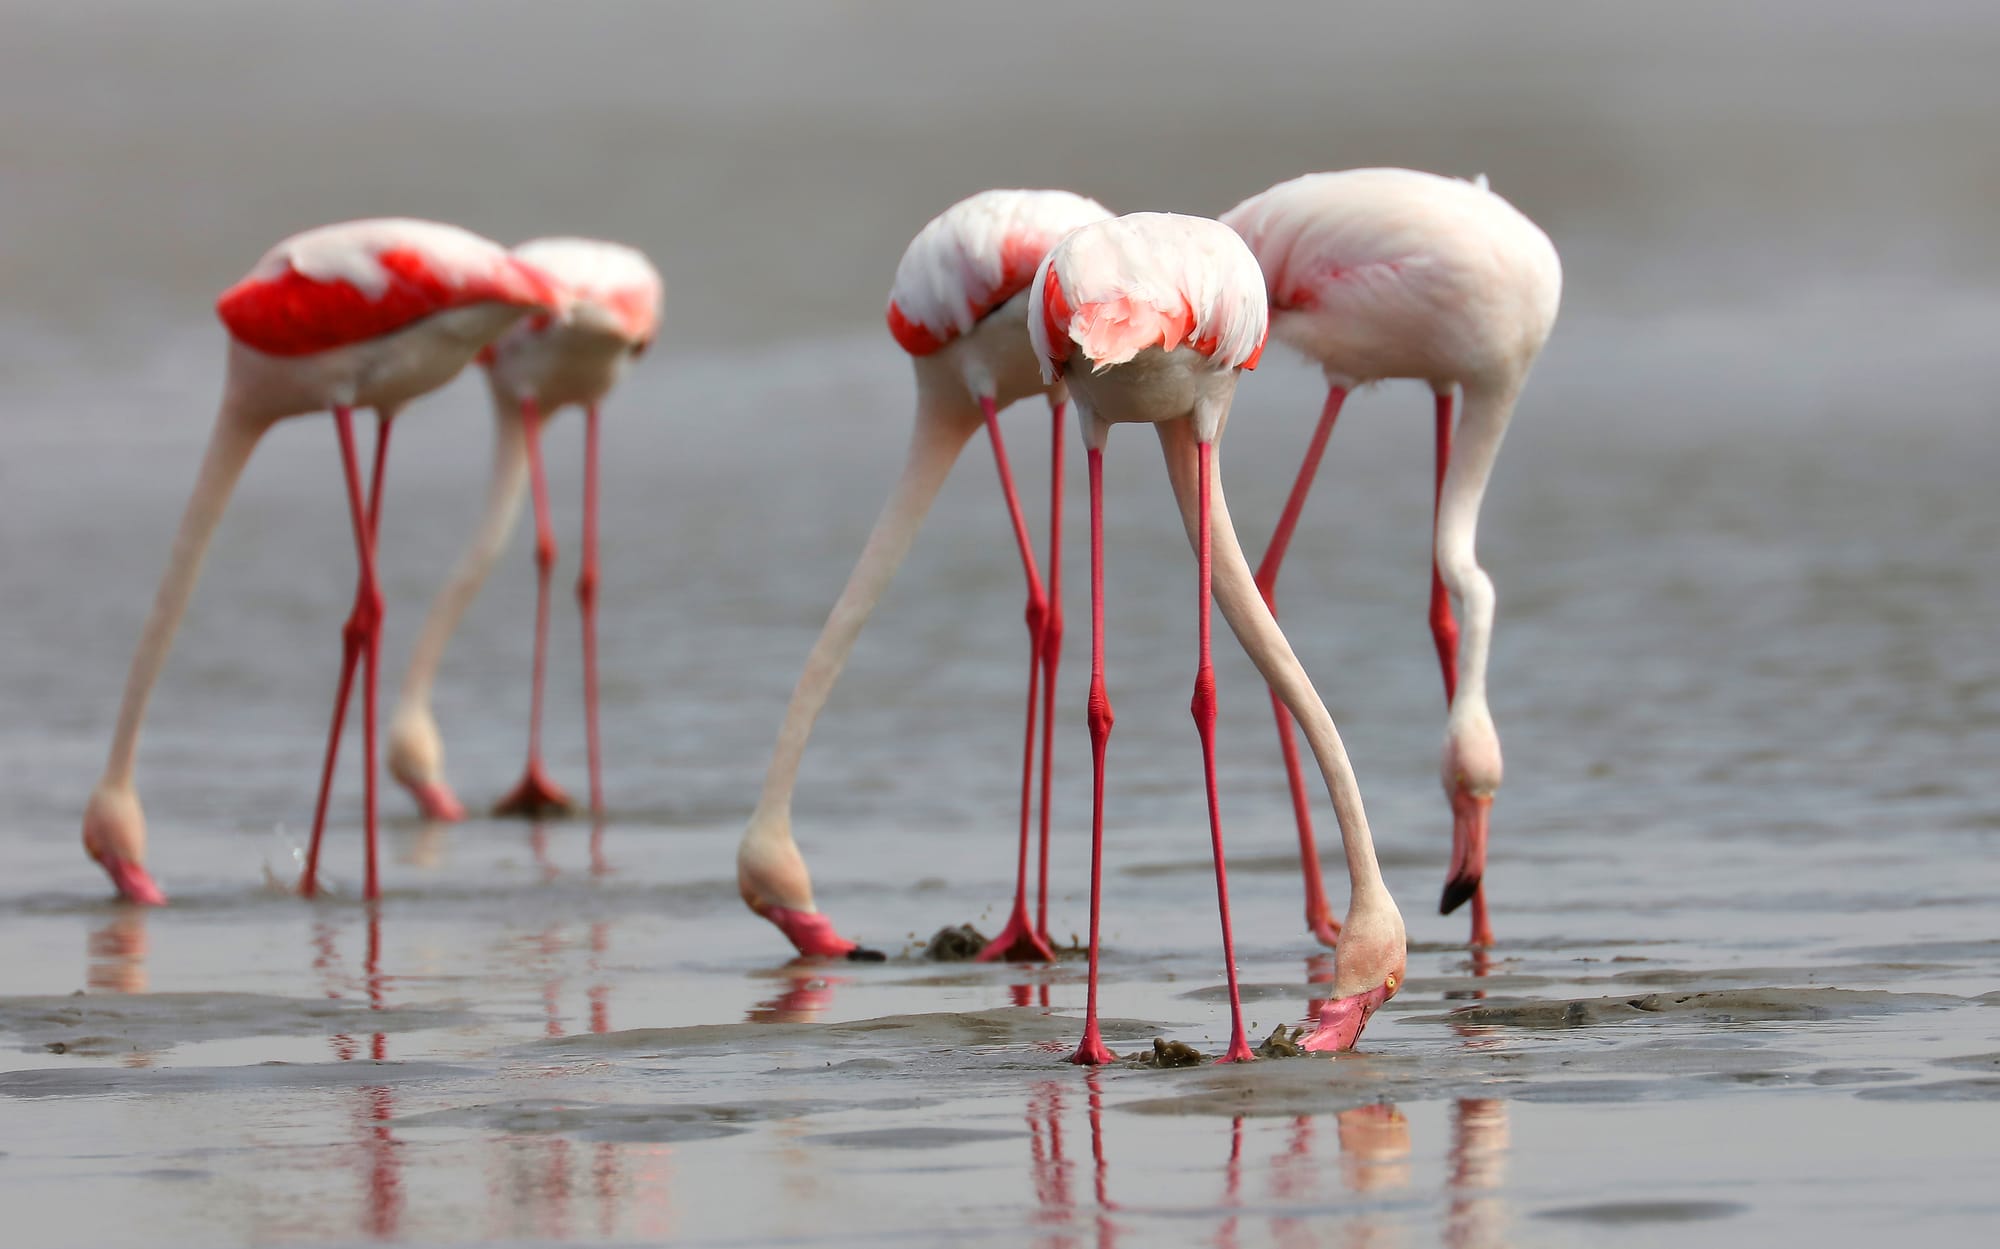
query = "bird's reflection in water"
(401, 818, 451, 871)
(311, 905, 403, 1239)
(746, 970, 845, 1024)
(87, 910, 149, 995)
(1446, 1099, 1509, 1249)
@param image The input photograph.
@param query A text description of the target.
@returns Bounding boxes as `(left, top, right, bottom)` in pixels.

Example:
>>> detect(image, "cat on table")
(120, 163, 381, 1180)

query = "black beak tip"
(1439, 875, 1478, 916)
(846, 945, 887, 963)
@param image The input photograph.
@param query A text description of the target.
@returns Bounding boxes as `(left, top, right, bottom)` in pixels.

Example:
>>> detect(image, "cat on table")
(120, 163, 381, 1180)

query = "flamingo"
(78, 218, 561, 904)
(1027, 212, 1406, 1064)
(736, 188, 1112, 960)
(1221, 169, 1561, 948)
(386, 238, 663, 822)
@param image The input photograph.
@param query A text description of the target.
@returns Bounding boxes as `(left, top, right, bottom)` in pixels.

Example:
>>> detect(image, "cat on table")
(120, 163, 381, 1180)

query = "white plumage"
(1028, 212, 1268, 382)
(243, 217, 524, 299)
(887, 188, 1112, 354)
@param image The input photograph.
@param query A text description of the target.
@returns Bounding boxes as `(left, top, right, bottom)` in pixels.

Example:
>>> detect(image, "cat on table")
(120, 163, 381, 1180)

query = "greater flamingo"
(1222, 169, 1561, 947)
(737, 188, 1112, 960)
(79, 218, 561, 904)
(1027, 212, 1406, 1063)
(386, 238, 663, 822)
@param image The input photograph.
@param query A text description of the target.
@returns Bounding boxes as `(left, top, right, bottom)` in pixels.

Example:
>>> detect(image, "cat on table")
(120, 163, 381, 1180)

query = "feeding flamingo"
(736, 188, 1113, 960)
(79, 218, 561, 904)
(1027, 212, 1405, 1063)
(386, 238, 663, 822)
(1222, 168, 1561, 948)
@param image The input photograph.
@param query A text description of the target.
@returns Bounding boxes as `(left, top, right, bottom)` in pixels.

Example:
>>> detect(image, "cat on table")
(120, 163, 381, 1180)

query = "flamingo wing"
(885, 188, 1113, 356)
(216, 218, 560, 357)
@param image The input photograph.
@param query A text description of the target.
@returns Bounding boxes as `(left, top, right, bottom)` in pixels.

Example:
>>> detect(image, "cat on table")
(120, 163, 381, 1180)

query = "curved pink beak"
(98, 854, 167, 907)
(761, 905, 884, 963)
(1440, 789, 1491, 915)
(1301, 981, 1393, 1053)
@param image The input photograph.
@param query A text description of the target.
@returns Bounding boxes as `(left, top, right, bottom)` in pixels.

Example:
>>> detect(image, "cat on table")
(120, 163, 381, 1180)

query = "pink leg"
(577, 403, 605, 816)
(1070, 446, 1116, 1066)
(1035, 399, 1066, 945)
(1194, 440, 1255, 1064)
(1430, 392, 1491, 945)
(301, 408, 389, 899)
(1430, 392, 1462, 702)
(975, 396, 1057, 963)
(496, 398, 575, 817)
(1253, 386, 1347, 948)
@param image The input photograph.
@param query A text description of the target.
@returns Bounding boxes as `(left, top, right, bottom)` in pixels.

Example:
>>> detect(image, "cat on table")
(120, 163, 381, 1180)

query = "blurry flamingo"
(388, 239, 663, 821)
(80, 219, 561, 903)
(1223, 169, 1561, 948)
(1028, 212, 1405, 1064)
(737, 189, 1112, 961)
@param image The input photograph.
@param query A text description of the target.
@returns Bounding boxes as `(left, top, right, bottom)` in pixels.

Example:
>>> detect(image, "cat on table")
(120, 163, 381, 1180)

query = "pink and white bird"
(737, 188, 1112, 961)
(1028, 212, 1406, 1063)
(80, 218, 561, 904)
(387, 237, 663, 822)
(1222, 168, 1561, 948)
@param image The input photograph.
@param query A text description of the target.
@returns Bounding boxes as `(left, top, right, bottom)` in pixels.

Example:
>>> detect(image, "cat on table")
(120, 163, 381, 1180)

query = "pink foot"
(493, 764, 574, 818)
(1070, 1023, 1116, 1066)
(764, 906, 884, 962)
(99, 855, 167, 907)
(401, 777, 467, 823)
(1216, 1038, 1257, 1064)
(1300, 983, 1393, 1054)
(976, 905, 1057, 963)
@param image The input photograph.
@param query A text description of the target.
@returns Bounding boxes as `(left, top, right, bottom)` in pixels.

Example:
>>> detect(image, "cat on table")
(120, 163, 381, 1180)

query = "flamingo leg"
(1035, 398, 1066, 944)
(577, 402, 605, 816)
(301, 407, 389, 899)
(1194, 439, 1255, 1064)
(975, 395, 1057, 964)
(1430, 391, 1462, 701)
(1070, 444, 1116, 1066)
(1253, 385, 1347, 948)
(496, 397, 575, 816)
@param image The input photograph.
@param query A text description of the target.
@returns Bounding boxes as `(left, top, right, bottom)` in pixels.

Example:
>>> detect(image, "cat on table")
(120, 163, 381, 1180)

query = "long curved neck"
(1156, 421, 1389, 905)
(1437, 380, 1519, 724)
(395, 393, 530, 709)
(100, 397, 266, 787)
(751, 389, 979, 819)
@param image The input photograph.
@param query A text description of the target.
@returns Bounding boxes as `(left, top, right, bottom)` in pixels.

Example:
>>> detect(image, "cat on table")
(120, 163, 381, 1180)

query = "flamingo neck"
(393, 394, 530, 711)
(101, 397, 266, 788)
(749, 387, 979, 825)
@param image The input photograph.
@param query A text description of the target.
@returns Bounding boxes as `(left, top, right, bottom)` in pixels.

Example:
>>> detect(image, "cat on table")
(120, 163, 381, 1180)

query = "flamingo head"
(1302, 901, 1406, 1053)
(81, 782, 167, 906)
(1439, 709, 1503, 917)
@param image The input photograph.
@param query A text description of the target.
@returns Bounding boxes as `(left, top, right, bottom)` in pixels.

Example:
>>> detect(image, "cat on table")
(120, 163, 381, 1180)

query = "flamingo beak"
(1439, 789, 1491, 915)
(403, 779, 467, 823)
(1301, 980, 1393, 1053)
(97, 854, 168, 907)
(755, 904, 885, 963)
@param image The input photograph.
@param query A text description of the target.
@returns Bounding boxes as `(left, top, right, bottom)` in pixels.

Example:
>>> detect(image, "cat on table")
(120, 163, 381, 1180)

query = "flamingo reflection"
(87, 910, 149, 994)
(311, 906, 404, 1238)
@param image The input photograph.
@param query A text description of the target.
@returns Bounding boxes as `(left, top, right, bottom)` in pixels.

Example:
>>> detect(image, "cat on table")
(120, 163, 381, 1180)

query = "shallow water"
(4, 3, 2000, 1247)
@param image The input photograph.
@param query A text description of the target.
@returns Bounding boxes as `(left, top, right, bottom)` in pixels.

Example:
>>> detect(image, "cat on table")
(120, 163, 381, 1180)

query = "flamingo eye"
(1385, 974, 1398, 990)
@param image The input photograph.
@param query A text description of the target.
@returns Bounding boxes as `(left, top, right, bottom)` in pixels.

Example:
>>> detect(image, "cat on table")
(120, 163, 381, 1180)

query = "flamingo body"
(389, 237, 662, 822)
(82, 218, 557, 905)
(739, 188, 1111, 961)
(1030, 213, 1404, 1063)
(1223, 169, 1558, 390)
(217, 219, 560, 360)
(1223, 168, 1562, 945)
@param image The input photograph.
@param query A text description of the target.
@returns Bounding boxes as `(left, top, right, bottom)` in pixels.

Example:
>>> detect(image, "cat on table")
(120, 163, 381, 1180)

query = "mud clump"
(1134, 1038, 1204, 1068)
(923, 925, 988, 962)
(1257, 1024, 1307, 1058)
